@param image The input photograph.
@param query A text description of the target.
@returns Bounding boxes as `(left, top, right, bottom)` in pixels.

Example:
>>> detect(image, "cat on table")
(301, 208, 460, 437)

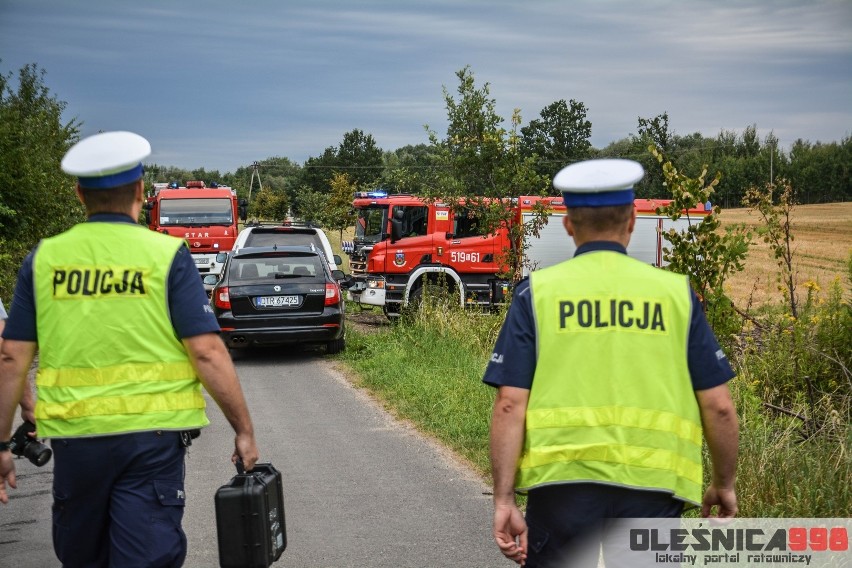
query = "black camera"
(9, 421, 52, 467)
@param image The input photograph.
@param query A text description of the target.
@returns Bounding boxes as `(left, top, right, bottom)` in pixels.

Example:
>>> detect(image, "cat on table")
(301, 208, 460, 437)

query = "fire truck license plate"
(255, 295, 300, 308)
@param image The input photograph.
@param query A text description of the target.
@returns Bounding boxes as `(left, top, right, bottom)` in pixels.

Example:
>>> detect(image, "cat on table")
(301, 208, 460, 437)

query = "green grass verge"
(340, 313, 496, 475)
(336, 297, 851, 517)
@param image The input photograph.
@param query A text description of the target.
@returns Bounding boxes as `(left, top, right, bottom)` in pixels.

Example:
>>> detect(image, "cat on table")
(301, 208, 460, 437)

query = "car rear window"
(230, 255, 323, 281)
(244, 230, 321, 250)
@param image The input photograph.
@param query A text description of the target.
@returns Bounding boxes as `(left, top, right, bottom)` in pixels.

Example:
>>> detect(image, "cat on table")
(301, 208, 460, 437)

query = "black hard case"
(215, 463, 287, 568)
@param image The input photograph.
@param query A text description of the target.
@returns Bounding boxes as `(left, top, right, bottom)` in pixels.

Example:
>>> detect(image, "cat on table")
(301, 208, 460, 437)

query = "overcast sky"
(1, 0, 850, 173)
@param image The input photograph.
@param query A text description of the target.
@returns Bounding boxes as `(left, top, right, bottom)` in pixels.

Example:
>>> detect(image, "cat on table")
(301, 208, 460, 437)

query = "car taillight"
(325, 282, 340, 306)
(214, 287, 231, 310)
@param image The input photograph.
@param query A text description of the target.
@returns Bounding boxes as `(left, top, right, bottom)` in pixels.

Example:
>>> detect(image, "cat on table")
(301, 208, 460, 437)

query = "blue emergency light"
(354, 190, 388, 199)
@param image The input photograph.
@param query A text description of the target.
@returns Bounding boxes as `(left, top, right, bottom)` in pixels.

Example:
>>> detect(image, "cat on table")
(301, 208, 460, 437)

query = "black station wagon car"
(209, 245, 346, 354)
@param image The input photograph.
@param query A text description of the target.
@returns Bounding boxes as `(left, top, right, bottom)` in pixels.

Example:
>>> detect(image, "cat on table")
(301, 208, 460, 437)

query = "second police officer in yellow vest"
(0, 131, 259, 567)
(485, 159, 739, 568)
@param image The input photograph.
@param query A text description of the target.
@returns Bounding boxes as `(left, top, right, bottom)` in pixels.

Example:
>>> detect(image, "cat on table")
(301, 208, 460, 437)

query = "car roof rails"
(279, 220, 317, 228)
(235, 243, 317, 257)
(245, 219, 319, 229)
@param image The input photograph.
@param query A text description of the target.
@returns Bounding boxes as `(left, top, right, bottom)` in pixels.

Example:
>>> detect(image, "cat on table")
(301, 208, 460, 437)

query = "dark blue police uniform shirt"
(482, 241, 736, 391)
(2, 213, 219, 341)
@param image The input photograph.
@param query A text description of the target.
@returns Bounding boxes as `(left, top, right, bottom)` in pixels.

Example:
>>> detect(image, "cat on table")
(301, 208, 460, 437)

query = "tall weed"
(740, 276, 851, 424)
(723, 373, 850, 517)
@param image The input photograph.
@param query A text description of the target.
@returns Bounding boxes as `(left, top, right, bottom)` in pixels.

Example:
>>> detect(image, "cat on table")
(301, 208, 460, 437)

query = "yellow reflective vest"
(521, 250, 702, 505)
(33, 222, 209, 438)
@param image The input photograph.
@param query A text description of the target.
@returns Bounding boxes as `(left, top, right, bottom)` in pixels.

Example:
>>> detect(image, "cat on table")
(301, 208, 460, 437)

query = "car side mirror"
(202, 274, 219, 286)
(331, 269, 346, 281)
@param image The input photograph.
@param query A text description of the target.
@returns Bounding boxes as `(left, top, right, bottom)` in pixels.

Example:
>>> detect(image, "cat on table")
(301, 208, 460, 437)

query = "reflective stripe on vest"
(33, 222, 209, 438)
(521, 251, 702, 504)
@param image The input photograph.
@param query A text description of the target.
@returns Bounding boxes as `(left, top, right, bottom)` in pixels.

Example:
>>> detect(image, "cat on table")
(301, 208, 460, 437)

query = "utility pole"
(248, 161, 263, 202)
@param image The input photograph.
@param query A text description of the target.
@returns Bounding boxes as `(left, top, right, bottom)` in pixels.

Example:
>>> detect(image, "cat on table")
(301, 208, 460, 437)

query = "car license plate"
(255, 295, 300, 308)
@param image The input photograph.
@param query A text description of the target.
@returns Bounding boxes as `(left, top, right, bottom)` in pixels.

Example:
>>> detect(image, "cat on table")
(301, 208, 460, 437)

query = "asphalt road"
(0, 347, 505, 568)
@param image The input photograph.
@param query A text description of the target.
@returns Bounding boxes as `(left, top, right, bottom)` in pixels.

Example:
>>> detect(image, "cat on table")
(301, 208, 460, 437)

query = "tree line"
(145, 68, 850, 221)
(2, 63, 850, 299)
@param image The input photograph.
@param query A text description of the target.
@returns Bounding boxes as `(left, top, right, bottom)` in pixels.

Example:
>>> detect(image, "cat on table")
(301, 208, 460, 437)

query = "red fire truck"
(144, 180, 247, 280)
(343, 191, 708, 316)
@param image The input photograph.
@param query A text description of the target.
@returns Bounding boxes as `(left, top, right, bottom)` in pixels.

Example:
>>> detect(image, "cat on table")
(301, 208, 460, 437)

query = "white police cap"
(553, 159, 644, 207)
(61, 131, 151, 189)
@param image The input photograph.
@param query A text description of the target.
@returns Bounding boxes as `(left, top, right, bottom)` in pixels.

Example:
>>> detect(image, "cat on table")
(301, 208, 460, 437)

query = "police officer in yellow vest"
(0, 131, 259, 567)
(484, 159, 739, 567)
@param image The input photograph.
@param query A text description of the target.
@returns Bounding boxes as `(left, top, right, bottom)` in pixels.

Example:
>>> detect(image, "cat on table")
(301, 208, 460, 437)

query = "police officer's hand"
(20, 405, 36, 426)
(494, 502, 528, 565)
(701, 485, 737, 518)
(0, 452, 16, 505)
(232, 432, 259, 472)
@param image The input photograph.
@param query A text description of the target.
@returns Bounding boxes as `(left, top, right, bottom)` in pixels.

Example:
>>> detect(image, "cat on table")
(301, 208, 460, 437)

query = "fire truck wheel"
(326, 337, 346, 355)
(407, 286, 423, 311)
(405, 281, 451, 314)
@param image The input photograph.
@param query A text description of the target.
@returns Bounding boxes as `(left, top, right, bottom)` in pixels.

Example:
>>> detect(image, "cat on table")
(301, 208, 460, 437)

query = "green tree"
(520, 99, 593, 183)
(632, 113, 673, 198)
(425, 66, 507, 197)
(385, 144, 439, 169)
(742, 178, 799, 318)
(711, 126, 783, 207)
(325, 172, 358, 241)
(298, 130, 383, 196)
(650, 146, 751, 329)
(337, 129, 383, 189)
(298, 146, 338, 195)
(249, 186, 289, 222)
(787, 137, 852, 203)
(638, 112, 672, 153)
(596, 137, 633, 159)
(377, 144, 440, 195)
(422, 67, 550, 280)
(293, 188, 328, 226)
(0, 63, 81, 298)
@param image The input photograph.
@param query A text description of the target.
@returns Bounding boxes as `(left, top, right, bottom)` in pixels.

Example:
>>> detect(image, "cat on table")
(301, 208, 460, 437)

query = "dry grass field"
(717, 202, 852, 307)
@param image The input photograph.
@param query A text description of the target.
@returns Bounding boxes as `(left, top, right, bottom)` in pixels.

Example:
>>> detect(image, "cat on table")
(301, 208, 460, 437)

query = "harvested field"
(717, 202, 852, 307)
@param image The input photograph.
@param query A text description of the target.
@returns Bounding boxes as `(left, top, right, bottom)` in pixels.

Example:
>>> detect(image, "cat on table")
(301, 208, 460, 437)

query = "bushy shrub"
(741, 276, 851, 424)
(717, 375, 850, 517)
